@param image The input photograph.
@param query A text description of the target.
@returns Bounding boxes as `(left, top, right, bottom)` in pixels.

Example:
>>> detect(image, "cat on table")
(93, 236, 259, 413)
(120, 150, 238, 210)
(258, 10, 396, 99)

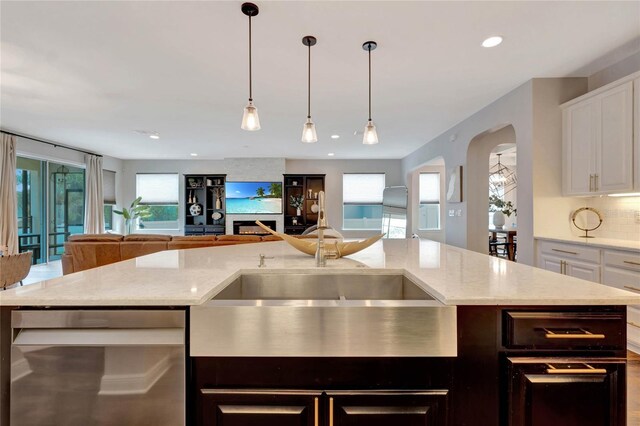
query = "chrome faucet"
(315, 191, 328, 267)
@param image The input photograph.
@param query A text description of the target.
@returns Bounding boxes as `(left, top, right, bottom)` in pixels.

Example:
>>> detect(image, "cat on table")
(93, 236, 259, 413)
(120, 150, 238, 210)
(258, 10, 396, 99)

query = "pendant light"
(362, 41, 379, 145)
(241, 3, 261, 131)
(301, 36, 318, 143)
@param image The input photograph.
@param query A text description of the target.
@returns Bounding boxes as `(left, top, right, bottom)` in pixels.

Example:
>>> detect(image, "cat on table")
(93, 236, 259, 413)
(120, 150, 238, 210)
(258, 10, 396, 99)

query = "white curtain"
(84, 154, 104, 234)
(0, 133, 18, 254)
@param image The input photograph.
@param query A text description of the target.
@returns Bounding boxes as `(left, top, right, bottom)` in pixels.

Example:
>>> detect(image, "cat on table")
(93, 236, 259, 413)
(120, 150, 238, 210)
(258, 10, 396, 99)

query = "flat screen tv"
(225, 182, 283, 214)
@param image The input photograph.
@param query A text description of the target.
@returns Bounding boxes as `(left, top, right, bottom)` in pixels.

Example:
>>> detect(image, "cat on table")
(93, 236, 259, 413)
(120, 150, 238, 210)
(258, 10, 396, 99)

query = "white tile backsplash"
(576, 196, 640, 241)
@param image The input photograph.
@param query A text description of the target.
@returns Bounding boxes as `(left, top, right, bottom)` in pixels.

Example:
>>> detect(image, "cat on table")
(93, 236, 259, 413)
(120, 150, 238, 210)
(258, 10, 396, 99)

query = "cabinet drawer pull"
(624, 285, 640, 293)
(623, 260, 640, 266)
(595, 174, 599, 192)
(329, 397, 334, 426)
(551, 248, 578, 255)
(546, 363, 606, 374)
(544, 328, 605, 339)
(589, 174, 593, 192)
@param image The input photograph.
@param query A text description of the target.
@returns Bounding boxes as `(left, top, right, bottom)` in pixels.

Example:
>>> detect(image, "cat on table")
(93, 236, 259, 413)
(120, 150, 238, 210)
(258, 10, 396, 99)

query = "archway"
(465, 124, 516, 255)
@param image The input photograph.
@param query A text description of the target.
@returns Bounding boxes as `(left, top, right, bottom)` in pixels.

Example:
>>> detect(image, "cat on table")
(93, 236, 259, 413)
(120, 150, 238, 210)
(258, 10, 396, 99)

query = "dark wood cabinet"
(506, 358, 625, 426)
(184, 174, 226, 235)
(199, 389, 321, 426)
(327, 391, 448, 426)
(192, 357, 453, 426)
(453, 306, 627, 426)
(197, 389, 449, 426)
(283, 174, 325, 235)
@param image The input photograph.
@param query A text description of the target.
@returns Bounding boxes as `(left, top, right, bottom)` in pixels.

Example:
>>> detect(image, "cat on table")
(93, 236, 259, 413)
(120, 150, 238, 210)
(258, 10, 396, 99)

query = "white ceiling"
(1, 1, 639, 160)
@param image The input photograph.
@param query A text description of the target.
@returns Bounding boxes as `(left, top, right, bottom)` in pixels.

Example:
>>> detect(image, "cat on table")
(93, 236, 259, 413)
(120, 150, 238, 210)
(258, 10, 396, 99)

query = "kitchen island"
(1, 239, 638, 425)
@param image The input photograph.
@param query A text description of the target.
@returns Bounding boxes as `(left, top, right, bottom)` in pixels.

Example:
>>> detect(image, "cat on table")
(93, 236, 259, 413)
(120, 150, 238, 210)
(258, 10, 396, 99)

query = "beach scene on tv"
(225, 182, 283, 214)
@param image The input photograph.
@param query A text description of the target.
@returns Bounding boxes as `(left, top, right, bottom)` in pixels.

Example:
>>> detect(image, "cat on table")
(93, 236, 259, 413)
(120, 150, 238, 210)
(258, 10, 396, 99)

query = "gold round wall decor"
(571, 207, 603, 238)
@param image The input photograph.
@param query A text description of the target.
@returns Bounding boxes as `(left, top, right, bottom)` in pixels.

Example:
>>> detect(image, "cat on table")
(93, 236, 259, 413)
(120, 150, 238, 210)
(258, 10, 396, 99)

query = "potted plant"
(113, 197, 152, 235)
(489, 195, 516, 229)
(289, 194, 304, 216)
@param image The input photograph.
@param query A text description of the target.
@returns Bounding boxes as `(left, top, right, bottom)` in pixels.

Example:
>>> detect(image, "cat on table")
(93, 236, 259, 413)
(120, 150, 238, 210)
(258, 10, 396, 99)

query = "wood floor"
(629, 350, 640, 425)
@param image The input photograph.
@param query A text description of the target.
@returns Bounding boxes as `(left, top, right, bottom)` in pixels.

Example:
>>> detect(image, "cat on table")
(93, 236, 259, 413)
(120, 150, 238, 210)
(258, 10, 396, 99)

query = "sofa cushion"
(120, 241, 169, 261)
(217, 235, 262, 242)
(68, 234, 124, 242)
(124, 234, 172, 242)
(65, 242, 122, 272)
(171, 235, 218, 241)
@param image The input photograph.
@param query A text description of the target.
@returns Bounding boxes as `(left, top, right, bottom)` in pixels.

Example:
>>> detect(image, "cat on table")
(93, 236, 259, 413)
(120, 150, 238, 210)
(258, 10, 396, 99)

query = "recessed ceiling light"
(190, 153, 198, 157)
(149, 134, 160, 139)
(482, 36, 503, 48)
(327, 152, 335, 157)
(331, 134, 340, 139)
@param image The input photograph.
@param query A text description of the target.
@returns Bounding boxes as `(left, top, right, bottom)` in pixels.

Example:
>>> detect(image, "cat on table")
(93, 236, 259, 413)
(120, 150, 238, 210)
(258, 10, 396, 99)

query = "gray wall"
(401, 78, 586, 266)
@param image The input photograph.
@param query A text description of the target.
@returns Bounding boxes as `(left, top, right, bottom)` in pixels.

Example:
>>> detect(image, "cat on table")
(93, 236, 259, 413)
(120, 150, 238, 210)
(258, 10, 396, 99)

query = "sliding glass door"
(48, 162, 85, 260)
(16, 157, 45, 264)
(16, 158, 86, 263)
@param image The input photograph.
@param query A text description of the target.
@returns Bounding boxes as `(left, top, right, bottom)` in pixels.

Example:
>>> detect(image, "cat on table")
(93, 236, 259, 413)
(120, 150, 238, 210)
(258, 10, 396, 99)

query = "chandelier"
(489, 153, 516, 197)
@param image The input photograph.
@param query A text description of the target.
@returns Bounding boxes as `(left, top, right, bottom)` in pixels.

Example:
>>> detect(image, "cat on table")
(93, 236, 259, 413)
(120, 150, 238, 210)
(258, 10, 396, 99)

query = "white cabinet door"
(566, 261, 600, 282)
(539, 255, 563, 274)
(563, 100, 596, 195)
(595, 81, 633, 192)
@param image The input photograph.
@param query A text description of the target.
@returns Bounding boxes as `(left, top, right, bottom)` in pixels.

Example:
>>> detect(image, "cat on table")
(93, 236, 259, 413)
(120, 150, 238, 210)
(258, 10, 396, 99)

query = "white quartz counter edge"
(1, 239, 639, 306)
(535, 235, 640, 252)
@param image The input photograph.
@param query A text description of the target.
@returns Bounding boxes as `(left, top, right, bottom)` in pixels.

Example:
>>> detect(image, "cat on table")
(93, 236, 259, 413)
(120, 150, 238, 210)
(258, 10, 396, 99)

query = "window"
(136, 173, 179, 230)
(343, 173, 385, 230)
(104, 204, 113, 231)
(103, 170, 116, 231)
(418, 173, 440, 230)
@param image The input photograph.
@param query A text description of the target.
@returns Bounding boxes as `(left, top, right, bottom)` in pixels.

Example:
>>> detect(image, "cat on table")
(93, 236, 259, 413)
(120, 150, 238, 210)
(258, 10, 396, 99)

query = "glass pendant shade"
(301, 118, 318, 143)
(241, 100, 261, 131)
(362, 120, 379, 145)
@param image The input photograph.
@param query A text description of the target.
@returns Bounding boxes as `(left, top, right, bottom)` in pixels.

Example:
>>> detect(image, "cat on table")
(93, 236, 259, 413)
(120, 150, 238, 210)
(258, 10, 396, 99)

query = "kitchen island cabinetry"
(1, 239, 638, 426)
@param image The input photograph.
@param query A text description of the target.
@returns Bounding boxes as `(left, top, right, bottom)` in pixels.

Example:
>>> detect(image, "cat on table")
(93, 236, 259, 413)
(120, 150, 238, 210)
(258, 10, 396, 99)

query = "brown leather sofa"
(61, 234, 283, 275)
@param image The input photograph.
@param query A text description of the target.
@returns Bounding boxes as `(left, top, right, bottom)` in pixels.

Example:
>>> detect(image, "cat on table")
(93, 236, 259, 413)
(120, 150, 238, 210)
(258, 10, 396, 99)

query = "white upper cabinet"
(562, 79, 634, 195)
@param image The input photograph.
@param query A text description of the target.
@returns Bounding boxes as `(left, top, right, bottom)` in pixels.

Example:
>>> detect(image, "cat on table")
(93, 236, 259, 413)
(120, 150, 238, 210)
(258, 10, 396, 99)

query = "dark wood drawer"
(504, 310, 626, 350)
(506, 357, 626, 426)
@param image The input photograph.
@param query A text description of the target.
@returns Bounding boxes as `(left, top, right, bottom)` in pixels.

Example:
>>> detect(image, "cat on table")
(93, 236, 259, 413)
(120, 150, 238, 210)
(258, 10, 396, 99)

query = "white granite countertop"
(535, 235, 640, 252)
(1, 239, 639, 306)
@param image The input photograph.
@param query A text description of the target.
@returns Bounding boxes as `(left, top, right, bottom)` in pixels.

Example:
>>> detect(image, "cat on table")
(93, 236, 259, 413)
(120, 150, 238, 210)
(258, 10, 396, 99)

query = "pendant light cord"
(307, 42, 311, 118)
(368, 45, 372, 121)
(248, 15, 253, 101)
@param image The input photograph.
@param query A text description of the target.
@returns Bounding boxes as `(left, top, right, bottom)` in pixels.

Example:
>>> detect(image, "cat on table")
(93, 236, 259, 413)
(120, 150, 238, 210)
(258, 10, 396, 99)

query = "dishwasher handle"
(13, 328, 184, 346)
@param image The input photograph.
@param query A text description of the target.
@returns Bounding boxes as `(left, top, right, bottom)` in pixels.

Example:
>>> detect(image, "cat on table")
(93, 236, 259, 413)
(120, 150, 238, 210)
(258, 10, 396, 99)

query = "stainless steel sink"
(213, 273, 435, 301)
(191, 272, 457, 357)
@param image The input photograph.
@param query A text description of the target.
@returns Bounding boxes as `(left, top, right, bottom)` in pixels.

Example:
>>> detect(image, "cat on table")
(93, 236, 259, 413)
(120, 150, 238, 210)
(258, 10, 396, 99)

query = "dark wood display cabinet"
(283, 174, 325, 235)
(184, 174, 226, 235)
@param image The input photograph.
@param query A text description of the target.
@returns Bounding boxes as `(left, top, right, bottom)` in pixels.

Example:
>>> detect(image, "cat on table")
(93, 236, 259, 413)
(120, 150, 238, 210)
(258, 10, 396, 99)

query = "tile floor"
(10, 261, 640, 423)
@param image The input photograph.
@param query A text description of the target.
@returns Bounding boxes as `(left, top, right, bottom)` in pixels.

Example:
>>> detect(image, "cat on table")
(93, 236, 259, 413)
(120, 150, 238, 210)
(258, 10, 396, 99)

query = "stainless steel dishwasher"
(10, 309, 185, 426)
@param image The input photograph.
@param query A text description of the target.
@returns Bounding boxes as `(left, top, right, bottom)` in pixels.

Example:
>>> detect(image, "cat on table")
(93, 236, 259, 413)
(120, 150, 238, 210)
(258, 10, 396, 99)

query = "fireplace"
(233, 220, 276, 236)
